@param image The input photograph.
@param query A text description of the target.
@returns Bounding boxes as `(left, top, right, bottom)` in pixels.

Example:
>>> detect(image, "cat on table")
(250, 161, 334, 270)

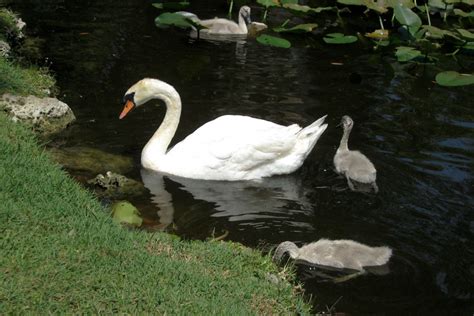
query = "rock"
(0, 94, 76, 137)
(0, 40, 10, 57)
(87, 171, 147, 199)
(47, 146, 134, 175)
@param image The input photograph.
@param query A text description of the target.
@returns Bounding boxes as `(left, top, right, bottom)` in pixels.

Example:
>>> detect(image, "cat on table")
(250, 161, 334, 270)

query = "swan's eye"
(122, 92, 135, 105)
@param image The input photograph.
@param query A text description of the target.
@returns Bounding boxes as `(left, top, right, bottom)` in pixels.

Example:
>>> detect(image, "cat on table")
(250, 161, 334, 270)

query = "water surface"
(15, 1, 474, 314)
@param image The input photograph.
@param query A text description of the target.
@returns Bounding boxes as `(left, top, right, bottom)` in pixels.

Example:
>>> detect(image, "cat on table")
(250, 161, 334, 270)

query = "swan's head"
(239, 6, 252, 24)
(340, 115, 354, 130)
(119, 78, 178, 119)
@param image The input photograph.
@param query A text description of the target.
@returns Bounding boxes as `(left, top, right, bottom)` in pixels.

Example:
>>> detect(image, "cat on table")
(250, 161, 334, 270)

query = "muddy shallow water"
(15, 0, 474, 314)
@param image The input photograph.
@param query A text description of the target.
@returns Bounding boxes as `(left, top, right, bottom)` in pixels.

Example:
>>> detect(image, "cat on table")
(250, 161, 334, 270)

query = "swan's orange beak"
(119, 100, 135, 119)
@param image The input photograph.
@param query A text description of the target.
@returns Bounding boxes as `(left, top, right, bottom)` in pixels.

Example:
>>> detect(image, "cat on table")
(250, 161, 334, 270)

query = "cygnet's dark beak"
(244, 15, 251, 24)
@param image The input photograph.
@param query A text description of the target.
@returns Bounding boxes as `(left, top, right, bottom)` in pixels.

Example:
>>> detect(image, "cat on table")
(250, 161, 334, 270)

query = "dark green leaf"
(152, 1, 190, 10)
(453, 9, 474, 17)
(323, 33, 358, 44)
(395, 46, 422, 62)
(463, 42, 474, 50)
(337, 0, 365, 6)
(457, 29, 474, 40)
(394, 3, 422, 36)
(435, 71, 474, 86)
(155, 12, 201, 29)
(257, 0, 280, 7)
(422, 25, 456, 39)
(386, 0, 416, 9)
(256, 34, 291, 48)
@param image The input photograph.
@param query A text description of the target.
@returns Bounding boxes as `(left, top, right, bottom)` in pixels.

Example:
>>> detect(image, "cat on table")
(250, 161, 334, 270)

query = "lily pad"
(337, 0, 388, 12)
(274, 23, 318, 33)
(256, 34, 291, 48)
(386, 0, 416, 8)
(463, 42, 474, 51)
(457, 29, 474, 40)
(453, 9, 474, 17)
(394, 3, 422, 36)
(281, 3, 333, 13)
(365, 29, 389, 39)
(152, 1, 190, 10)
(323, 33, 358, 44)
(428, 0, 454, 10)
(395, 46, 422, 62)
(155, 12, 200, 29)
(435, 71, 474, 86)
(257, 0, 280, 7)
(422, 25, 456, 39)
(111, 201, 143, 227)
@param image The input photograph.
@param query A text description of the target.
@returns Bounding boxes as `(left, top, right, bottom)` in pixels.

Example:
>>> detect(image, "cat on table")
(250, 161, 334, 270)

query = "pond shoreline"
(0, 111, 311, 314)
(0, 8, 311, 314)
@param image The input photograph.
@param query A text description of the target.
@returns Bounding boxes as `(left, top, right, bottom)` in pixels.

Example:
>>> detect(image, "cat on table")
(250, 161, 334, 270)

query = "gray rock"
(87, 171, 147, 199)
(0, 40, 10, 57)
(0, 94, 76, 137)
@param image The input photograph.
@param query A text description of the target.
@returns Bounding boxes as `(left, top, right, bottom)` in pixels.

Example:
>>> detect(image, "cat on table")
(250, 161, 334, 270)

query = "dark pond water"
(15, 0, 474, 314)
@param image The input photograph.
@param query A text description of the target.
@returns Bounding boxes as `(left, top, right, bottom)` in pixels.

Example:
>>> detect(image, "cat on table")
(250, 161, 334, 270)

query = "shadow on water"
(14, 0, 474, 314)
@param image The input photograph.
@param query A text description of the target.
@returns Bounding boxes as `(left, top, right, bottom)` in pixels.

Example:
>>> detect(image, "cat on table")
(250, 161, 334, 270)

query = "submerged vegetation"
(153, 0, 474, 86)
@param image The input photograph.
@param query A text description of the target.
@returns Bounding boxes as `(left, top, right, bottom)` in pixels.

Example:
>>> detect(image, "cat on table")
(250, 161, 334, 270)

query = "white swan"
(334, 115, 378, 193)
(177, 6, 252, 36)
(119, 78, 328, 181)
(273, 239, 392, 271)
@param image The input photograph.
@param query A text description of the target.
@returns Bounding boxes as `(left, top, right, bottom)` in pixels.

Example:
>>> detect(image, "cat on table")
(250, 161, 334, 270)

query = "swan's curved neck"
(274, 242, 300, 262)
(141, 83, 181, 169)
(338, 126, 352, 152)
(238, 13, 248, 33)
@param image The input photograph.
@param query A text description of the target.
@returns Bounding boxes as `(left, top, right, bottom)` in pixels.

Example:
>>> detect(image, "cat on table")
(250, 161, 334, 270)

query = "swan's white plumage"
(121, 78, 327, 181)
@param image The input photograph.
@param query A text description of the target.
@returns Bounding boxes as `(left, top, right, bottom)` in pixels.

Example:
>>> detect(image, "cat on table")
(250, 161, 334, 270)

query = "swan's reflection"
(141, 169, 315, 232)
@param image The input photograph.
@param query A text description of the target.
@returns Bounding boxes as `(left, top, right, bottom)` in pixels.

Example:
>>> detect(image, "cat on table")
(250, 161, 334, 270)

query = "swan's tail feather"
(299, 115, 327, 137)
(372, 246, 392, 266)
(175, 11, 200, 23)
(297, 115, 328, 153)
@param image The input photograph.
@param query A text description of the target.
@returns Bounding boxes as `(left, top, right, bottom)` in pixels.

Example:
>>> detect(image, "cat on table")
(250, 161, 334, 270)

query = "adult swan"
(119, 78, 328, 181)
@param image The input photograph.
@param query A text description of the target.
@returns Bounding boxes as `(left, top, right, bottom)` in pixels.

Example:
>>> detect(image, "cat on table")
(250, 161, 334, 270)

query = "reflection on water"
(14, 0, 474, 314)
(141, 169, 314, 232)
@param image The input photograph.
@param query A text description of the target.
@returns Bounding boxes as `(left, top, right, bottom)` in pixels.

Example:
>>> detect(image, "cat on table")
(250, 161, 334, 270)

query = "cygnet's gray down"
(334, 115, 379, 193)
(176, 6, 252, 36)
(273, 239, 392, 271)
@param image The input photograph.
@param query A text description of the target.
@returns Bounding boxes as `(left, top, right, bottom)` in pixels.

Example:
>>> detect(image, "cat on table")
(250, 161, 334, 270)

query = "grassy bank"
(0, 56, 55, 96)
(0, 112, 309, 313)
(0, 7, 55, 96)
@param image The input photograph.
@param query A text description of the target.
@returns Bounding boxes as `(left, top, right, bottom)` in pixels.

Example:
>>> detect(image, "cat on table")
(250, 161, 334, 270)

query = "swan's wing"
(167, 115, 301, 175)
(199, 18, 240, 33)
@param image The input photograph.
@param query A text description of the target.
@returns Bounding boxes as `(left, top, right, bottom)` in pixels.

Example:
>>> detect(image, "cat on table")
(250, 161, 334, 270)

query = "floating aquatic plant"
(435, 71, 474, 86)
(323, 33, 358, 44)
(256, 34, 291, 48)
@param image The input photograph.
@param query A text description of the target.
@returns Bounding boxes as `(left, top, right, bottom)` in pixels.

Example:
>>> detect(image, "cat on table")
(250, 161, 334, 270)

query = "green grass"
(0, 8, 20, 41)
(0, 56, 55, 97)
(0, 112, 310, 314)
